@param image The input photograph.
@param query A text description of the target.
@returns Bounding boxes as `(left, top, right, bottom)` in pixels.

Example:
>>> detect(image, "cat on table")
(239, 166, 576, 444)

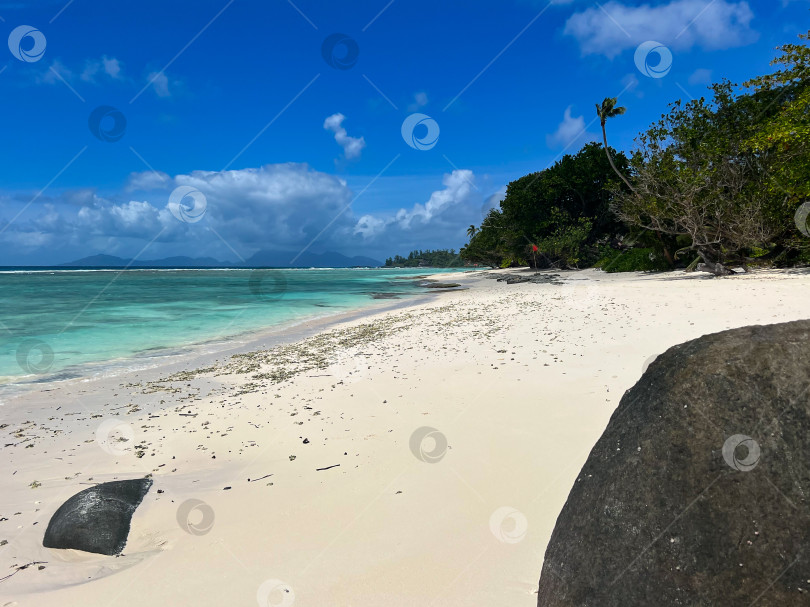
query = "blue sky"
(0, 0, 807, 265)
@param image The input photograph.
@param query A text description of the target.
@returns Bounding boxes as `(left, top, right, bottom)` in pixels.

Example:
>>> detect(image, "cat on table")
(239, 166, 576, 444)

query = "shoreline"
(0, 271, 470, 401)
(3, 267, 810, 606)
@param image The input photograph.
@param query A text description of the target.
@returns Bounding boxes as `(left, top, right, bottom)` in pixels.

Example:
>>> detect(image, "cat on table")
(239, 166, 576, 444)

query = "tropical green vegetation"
(384, 249, 465, 267)
(462, 142, 633, 269)
(460, 30, 810, 275)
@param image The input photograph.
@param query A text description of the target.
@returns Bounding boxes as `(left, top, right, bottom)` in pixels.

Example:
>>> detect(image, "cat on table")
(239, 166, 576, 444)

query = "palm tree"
(596, 97, 635, 193)
(466, 224, 477, 239)
(597, 98, 676, 268)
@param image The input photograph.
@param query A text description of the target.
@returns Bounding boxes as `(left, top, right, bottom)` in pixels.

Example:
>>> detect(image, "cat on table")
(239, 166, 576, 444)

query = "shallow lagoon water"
(0, 267, 466, 385)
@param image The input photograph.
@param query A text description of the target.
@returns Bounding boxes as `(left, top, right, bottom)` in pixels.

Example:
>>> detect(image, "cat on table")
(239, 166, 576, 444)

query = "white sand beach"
(2, 267, 810, 607)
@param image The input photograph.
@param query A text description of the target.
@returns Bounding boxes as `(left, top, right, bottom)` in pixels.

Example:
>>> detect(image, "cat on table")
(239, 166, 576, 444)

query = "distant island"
(384, 249, 467, 268)
(59, 249, 474, 271)
(60, 250, 382, 269)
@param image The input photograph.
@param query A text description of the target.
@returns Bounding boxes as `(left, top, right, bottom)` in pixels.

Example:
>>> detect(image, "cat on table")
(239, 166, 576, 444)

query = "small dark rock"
(422, 282, 461, 289)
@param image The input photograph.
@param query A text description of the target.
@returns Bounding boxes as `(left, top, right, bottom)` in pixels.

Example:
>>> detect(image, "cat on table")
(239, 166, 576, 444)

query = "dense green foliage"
(461, 142, 631, 269)
(746, 32, 810, 204)
(384, 249, 464, 267)
(744, 31, 810, 261)
(596, 247, 671, 273)
(459, 30, 810, 274)
(611, 81, 782, 273)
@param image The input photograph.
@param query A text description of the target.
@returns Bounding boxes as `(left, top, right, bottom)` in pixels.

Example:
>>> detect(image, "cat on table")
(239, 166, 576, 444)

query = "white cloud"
(407, 91, 429, 112)
(2, 164, 356, 258)
(82, 55, 123, 82)
(39, 56, 124, 85)
(148, 71, 171, 97)
(480, 186, 506, 219)
(76, 199, 167, 238)
(323, 113, 366, 161)
(0, 227, 53, 250)
(126, 171, 171, 192)
(37, 59, 72, 84)
(63, 189, 102, 207)
(519, 0, 577, 6)
(354, 169, 477, 239)
(167, 163, 355, 249)
(103, 56, 122, 79)
(546, 106, 598, 149)
(688, 67, 713, 85)
(353, 214, 387, 239)
(564, 0, 758, 58)
(1, 165, 492, 263)
(401, 169, 476, 227)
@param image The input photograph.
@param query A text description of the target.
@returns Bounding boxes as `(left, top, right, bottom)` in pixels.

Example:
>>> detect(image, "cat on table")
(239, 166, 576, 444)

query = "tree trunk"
(655, 232, 675, 268)
(696, 261, 737, 276)
(601, 125, 635, 193)
(695, 248, 737, 276)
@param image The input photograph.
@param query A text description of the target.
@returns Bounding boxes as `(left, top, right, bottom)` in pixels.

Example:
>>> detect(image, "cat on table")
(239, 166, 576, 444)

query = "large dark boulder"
(43, 478, 152, 556)
(537, 320, 810, 606)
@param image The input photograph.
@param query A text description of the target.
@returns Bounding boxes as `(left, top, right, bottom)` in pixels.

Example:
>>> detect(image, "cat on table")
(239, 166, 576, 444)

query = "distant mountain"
(61, 254, 230, 268)
(244, 250, 382, 268)
(61, 250, 382, 268)
(61, 254, 130, 267)
(151, 255, 231, 267)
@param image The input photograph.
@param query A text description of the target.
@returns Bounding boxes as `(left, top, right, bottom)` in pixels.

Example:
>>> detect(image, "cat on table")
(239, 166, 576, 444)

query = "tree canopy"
(384, 249, 464, 267)
(459, 29, 810, 274)
(461, 142, 630, 268)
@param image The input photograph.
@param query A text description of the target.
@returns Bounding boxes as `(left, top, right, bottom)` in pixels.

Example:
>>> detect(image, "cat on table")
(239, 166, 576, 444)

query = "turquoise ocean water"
(0, 267, 466, 386)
